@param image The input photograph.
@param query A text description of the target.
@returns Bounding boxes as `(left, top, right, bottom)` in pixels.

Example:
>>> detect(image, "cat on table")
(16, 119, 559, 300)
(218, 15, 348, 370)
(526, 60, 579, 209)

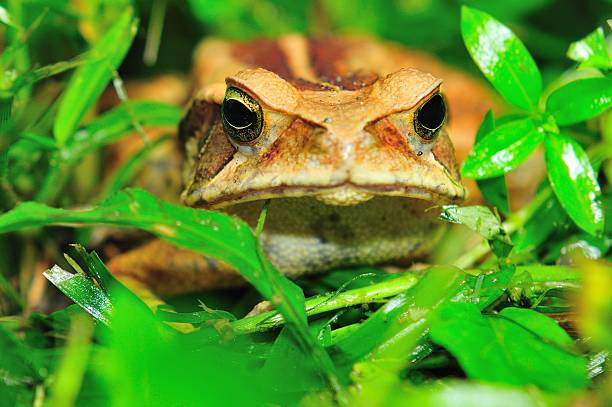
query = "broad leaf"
(546, 77, 612, 125)
(567, 27, 611, 69)
(499, 307, 574, 347)
(544, 133, 603, 236)
(461, 6, 541, 111)
(439, 205, 512, 258)
(461, 118, 543, 179)
(53, 8, 137, 146)
(474, 110, 510, 214)
(430, 302, 588, 392)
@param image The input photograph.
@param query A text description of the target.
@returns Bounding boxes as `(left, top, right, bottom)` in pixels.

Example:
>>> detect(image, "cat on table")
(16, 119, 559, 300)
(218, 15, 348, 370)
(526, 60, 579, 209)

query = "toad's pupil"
(417, 94, 445, 130)
(223, 99, 255, 129)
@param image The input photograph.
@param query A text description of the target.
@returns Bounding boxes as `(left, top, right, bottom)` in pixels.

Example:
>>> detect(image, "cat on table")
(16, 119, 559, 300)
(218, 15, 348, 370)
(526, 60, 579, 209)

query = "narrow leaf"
(461, 6, 542, 111)
(461, 118, 543, 179)
(544, 133, 603, 236)
(546, 77, 612, 126)
(567, 27, 611, 69)
(43, 265, 113, 325)
(53, 8, 137, 146)
(0, 189, 341, 388)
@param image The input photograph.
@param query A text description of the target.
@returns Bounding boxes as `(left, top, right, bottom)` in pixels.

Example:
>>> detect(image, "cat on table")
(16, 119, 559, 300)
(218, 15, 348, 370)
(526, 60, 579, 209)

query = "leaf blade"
(546, 77, 612, 126)
(53, 8, 137, 146)
(567, 27, 611, 69)
(460, 6, 541, 111)
(544, 133, 604, 236)
(461, 118, 543, 179)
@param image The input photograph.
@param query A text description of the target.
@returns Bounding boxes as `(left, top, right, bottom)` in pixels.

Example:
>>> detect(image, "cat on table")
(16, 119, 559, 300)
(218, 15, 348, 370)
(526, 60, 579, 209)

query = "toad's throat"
(220, 195, 445, 276)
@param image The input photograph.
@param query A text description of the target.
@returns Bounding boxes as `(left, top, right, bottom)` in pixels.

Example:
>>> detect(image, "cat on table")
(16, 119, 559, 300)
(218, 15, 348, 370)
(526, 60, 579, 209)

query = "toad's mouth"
(184, 181, 464, 210)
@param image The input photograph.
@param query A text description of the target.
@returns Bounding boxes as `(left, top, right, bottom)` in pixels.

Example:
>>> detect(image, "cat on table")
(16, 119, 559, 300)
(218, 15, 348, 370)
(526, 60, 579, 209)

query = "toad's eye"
(221, 87, 263, 143)
(414, 93, 446, 140)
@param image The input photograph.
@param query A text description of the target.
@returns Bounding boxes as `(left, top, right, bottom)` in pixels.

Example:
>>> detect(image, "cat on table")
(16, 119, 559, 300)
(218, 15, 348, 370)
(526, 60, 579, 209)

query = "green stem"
(231, 273, 419, 334)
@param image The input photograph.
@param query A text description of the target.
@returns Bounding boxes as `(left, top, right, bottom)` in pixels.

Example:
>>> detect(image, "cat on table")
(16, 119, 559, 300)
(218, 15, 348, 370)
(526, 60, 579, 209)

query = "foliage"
(0, 1, 610, 406)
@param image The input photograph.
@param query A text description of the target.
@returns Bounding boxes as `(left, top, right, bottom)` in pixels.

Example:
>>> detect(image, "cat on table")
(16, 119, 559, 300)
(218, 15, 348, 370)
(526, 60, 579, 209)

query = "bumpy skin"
(108, 35, 489, 295)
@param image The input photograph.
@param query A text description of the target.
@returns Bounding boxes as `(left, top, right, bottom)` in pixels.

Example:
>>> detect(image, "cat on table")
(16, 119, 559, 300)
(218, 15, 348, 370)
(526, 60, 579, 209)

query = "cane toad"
(108, 35, 485, 297)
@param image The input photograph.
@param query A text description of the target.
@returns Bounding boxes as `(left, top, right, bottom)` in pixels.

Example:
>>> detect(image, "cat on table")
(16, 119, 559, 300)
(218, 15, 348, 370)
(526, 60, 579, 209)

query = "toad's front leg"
(107, 238, 243, 306)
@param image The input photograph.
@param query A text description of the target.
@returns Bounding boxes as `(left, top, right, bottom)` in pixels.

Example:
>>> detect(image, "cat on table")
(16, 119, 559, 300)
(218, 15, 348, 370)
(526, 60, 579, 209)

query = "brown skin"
(108, 35, 481, 297)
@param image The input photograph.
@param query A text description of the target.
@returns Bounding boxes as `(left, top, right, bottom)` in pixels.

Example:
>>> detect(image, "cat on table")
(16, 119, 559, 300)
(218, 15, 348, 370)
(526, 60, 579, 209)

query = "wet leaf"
(53, 8, 137, 146)
(461, 6, 541, 111)
(43, 265, 113, 325)
(461, 118, 543, 179)
(567, 27, 611, 69)
(546, 77, 612, 126)
(0, 189, 340, 388)
(474, 110, 510, 214)
(430, 302, 589, 392)
(544, 133, 603, 236)
(439, 205, 512, 257)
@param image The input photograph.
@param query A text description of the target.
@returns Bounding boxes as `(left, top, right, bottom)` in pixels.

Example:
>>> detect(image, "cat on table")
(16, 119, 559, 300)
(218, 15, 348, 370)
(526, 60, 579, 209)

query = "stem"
(231, 273, 419, 334)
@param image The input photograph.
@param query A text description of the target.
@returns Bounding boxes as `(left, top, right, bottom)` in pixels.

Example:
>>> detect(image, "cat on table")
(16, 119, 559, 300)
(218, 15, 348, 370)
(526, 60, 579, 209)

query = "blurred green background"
(16, 0, 611, 82)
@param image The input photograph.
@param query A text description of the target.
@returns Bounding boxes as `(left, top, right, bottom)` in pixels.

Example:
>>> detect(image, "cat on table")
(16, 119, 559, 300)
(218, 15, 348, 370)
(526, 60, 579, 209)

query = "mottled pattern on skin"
(191, 116, 236, 184)
(225, 197, 444, 276)
(108, 35, 487, 294)
(109, 239, 241, 296)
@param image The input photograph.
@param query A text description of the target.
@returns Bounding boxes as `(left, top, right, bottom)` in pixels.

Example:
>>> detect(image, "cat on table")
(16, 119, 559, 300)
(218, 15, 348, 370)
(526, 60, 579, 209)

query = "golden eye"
(221, 87, 263, 143)
(415, 93, 446, 140)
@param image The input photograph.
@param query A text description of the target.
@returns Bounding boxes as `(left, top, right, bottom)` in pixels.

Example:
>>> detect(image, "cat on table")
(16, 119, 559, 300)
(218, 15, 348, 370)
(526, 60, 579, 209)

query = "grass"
(0, 1, 611, 406)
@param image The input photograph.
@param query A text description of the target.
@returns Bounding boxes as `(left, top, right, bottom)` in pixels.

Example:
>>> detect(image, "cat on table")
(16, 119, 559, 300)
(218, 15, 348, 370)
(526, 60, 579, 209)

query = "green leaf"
(0, 6, 18, 29)
(392, 381, 562, 407)
(474, 111, 510, 214)
(0, 189, 341, 389)
(53, 8, 137, 146)
(544, 133, 604, 236)
(461, 118, 543, 179)
(439, 205, 512, 258)
(64, 101, 181, 163)
(499, 307, 574, 347)
(36, 101, 181, 203)
(430, 302, 589, 392)
(546, 77, 612, 126)
(43, 265, 113, 325)
(0, 325, 42, 405)
(332, 266, 464, 366)
(460, 6, 542, 111)
(567, 27, 611, 69)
